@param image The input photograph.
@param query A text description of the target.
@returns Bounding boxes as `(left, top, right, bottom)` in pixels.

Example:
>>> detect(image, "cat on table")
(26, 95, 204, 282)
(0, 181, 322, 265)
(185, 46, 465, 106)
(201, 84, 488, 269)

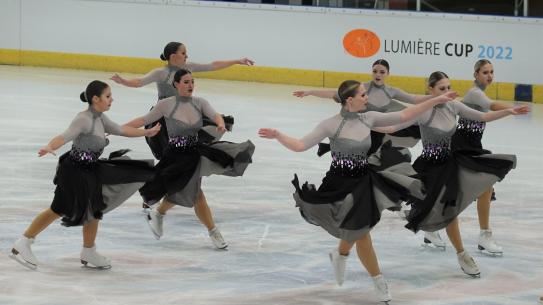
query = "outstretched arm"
(293, 90, 336, 99)
(121, 124, 161, 138)
(411, 94, 434, 104)
(123, 117, 146, 129)
(258, 129, 306, 152)
(110, 73, 142, 88)
(455, 102, 530, 122)
(259, 120, 331, 152)
(211, 58, 254, 70)
(394, 91, 457, 125)
(38, 135, 65, 157)
(367, 91, 457, 133)
(372, 120, 416, 134)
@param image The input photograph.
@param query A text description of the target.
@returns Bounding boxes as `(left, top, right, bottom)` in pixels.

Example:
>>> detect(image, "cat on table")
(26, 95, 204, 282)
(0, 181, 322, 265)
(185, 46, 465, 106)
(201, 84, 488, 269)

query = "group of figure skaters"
(8, 41, 537, 304)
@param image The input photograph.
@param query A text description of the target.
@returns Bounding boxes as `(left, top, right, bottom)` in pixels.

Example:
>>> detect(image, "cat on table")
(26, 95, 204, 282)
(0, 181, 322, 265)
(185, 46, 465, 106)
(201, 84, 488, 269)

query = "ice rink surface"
(0, 66, 541, 305)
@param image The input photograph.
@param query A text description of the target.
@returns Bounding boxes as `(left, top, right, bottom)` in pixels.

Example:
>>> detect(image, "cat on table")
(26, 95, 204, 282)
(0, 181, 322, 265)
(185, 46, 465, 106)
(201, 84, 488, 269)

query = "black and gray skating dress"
(140, 63, 233, 159)
(452, 83, 494, 151)
(405, 101, 516, 232)
(51, 107, 155, 226)
(138, 95, 254, 207)
(293, 108, 422, 243)
(320, 82, 421, 156)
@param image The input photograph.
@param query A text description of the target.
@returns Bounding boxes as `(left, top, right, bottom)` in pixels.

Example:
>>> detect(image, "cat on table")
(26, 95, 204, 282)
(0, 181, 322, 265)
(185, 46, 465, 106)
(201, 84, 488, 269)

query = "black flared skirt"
(51, 150, 155, 227)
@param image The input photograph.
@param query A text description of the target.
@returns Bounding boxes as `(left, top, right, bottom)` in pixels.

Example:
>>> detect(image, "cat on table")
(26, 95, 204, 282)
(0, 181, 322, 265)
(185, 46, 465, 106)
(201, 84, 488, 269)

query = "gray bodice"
(457, 83, 490, 136)
(364, 81, 416, 113)
(164, 96, 203, 150)
(329, 109, 372, 176)
(156, 65, 178, 99)
(365, 82, 393, 113)
(419, 104, 457, 162)
(63, 108, 122, 165)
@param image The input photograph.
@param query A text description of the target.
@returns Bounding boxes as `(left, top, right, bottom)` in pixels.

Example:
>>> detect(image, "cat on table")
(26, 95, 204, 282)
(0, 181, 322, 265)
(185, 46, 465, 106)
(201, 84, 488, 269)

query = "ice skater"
(259, 79, 456, 303)
(10, 80, 160, 270)
(123, 69, 254, 250)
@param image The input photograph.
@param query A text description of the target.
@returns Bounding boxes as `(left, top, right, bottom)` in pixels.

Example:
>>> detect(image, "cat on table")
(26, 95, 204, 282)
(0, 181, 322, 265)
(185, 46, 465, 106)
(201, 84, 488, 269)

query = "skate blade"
(143, 211, 162, 240)
(81, 260, 112, 270)
(461, 268, 481, 278)
(328, 253, 344, 287)
(9, 252, 37, 270)
(478, 245, 503, 257)
(422, 239, 446, 251)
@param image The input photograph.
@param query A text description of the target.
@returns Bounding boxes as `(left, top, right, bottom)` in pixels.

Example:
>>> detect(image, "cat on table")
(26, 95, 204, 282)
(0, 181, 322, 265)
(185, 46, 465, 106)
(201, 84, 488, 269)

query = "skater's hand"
(238, 58, 255, 66)
(293, 91, 309, 98)
(436, 91, 458, 104)
(258, 128, 279, 139)
(110, 73, 125, 85)
(38, 145, 56, 157)
(217, 124, 227, 134)
(509, 105, 531, 115)
(146, 123, 161, 137)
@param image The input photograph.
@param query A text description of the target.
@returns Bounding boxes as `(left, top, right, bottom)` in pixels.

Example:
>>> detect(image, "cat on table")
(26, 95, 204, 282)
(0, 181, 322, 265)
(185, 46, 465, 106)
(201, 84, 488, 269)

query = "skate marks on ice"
(0, 66, 542, 305)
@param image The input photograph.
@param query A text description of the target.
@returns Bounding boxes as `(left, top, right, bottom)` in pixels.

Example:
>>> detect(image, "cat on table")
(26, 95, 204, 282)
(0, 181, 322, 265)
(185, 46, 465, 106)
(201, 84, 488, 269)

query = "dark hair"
(172, 69, 193, 87)
(428, 71, 449, 88)
(336, 80, 361, 105)
(160, 42, 184, 61)
(474, 59, 492, 73)
(372, 59, 390, 72)
(80, 80, 109, 104)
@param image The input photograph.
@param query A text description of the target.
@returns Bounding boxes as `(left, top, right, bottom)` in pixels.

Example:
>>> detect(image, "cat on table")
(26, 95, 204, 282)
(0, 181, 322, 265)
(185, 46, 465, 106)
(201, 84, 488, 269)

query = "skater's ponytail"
(80, 80, 109, 104)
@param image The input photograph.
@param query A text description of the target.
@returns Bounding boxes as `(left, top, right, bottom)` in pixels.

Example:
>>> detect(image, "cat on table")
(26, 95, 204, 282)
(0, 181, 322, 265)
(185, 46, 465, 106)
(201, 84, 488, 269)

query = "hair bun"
(160, 54, 166, 61)
(79, 92, 87, 103)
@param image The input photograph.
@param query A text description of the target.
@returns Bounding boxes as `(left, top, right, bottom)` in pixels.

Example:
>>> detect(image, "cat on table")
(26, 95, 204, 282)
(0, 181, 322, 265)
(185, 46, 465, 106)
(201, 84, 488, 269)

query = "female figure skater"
(294, 59, 447, 247)
(10, 80, 160, 270)
(123, 69, 254, 250)
(448, 59, 521, 255)
(259, 79, 456, 303)
(111, 41, 254, 159)
(377, 71, 528, 277)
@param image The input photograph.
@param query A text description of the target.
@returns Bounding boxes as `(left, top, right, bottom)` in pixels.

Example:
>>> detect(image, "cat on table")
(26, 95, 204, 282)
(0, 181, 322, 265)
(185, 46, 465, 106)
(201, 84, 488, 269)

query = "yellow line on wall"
(1, 48, 537, 102)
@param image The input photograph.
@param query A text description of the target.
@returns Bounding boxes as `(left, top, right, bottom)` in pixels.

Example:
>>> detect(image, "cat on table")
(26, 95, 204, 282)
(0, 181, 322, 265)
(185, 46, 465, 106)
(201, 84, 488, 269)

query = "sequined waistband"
(420, 143, 451, 163)
(168, 135, 198, 151)
(457, 118, 486, 134)
(68, 148, 101, 167)
(330, 152, 368, 177)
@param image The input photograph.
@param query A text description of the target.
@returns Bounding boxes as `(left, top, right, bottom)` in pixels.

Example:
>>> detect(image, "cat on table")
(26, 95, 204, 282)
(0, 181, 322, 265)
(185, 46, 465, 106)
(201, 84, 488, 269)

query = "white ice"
(0, 66, 541, 305)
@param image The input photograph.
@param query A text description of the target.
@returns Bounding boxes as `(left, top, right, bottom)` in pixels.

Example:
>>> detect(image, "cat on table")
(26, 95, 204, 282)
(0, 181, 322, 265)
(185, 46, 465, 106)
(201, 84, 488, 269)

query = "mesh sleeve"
(300, 118, 335, 149)
(199, 97, 218, 119)
(390, 87, 417, 104)
(186, 62, 215, 73)
(142, 99, 169, 125)
(363, 111, 403, 128)
(139, 68, 166, 86)
(61, 113, 89, 143)
(452, 100, 486, 121)
(101, 114, 123, 136)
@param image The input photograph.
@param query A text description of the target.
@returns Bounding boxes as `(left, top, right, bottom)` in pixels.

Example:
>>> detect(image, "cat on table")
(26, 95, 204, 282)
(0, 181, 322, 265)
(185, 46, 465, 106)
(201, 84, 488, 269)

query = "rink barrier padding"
(515, 84, 533, 102)
(0, 48, 540, 103)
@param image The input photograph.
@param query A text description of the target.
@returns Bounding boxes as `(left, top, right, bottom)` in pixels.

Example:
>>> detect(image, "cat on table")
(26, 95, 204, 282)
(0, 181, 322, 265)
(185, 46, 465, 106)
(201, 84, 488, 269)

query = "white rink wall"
(0, 0, 542, 84)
